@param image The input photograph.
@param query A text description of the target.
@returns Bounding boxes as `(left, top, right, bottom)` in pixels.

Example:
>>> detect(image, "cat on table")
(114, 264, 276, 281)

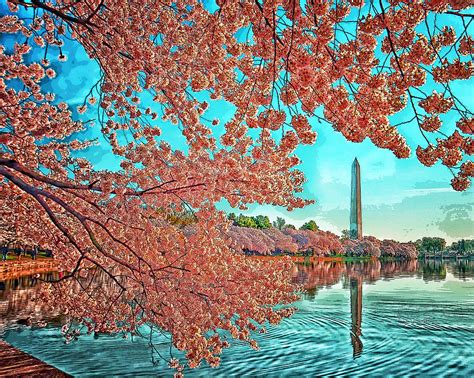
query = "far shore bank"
(249, 255, 473, 263)
(0, 258, 58, 281)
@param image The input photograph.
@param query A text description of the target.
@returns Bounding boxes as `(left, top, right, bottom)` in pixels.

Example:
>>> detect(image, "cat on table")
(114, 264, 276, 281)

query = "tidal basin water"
(1, 260, 473, 376)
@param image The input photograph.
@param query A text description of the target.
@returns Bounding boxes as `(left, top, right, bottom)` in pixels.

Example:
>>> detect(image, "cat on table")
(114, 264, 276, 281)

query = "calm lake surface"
(1, 260, 473, 377)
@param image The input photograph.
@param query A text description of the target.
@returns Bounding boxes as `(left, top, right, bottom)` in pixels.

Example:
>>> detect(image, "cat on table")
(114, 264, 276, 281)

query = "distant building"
(350, 158, 362, 239)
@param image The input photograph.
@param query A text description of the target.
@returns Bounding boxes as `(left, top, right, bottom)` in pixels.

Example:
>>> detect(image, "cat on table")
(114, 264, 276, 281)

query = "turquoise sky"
(3, 2, 472, 245)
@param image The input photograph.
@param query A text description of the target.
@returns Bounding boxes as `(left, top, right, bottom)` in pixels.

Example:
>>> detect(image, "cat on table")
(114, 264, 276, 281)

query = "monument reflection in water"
(292, 259, 473, 359)
(350, 276, 363, 357)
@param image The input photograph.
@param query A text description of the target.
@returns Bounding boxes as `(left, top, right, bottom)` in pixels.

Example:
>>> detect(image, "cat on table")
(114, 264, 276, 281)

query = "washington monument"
(350, 158, 362, 239)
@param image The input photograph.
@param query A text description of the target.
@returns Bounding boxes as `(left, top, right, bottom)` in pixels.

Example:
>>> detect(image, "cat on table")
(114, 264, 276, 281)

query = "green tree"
(421, 237, 446, 253)
(272, 217, 286, 230)
(254, 215, 271, 229)
(451, 239, 473, 255)
(414, 239, 423, 252)
(235, 214, 258, 228)
(341, 229, 350, 240)
(167, 210, 196, 228)
(283, 224, 296, 230)
(228, 212, 237, 224)
(300, 220, 318, 231)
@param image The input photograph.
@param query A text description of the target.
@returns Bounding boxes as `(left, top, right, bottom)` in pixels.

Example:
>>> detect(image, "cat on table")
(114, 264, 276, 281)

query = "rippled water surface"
(1, 260, 473, 377)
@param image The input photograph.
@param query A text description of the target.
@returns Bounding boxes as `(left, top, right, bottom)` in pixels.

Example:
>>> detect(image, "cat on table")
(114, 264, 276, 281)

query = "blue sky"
(4, 2, 472, 245)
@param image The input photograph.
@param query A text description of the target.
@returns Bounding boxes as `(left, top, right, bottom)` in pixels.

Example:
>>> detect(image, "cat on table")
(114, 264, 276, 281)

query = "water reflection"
(350, 277, 363, 358)
(0, 259, 473, 377)
(292, 259, 473, 291)
(292, 259, 473, 358)
(0, 272, 61, 336)
(419, 260, 447, 281)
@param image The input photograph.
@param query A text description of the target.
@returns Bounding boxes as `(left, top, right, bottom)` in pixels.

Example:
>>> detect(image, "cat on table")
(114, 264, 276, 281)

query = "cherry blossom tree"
(343, 237, 382, 257)
(227, 225, 276, 254)
(227, 226, 343, 256)
(1, 7, 301, 372)
(311, 230, 343, 256)
(262, 227, 299, 253)
(0, 0, 472, 374)
(343, 237, 417, 259)
(283, 228, 340, 255)
(380, 239, 418, 259)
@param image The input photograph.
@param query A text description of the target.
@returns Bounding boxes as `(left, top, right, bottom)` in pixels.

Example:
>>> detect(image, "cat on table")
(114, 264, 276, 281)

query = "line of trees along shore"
(226, 213, 473, 259)
(2, 211, 470, 261)
(414, 237, 473, 257)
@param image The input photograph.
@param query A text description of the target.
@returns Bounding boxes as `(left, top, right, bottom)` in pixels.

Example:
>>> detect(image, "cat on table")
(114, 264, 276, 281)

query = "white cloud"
(403, 187, 455, 197)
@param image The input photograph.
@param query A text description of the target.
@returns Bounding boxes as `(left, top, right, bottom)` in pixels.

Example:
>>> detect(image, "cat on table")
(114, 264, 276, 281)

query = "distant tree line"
(158, 211, 474, 258)
(226, 214, 472, 259)
(225, 214, 418, 259)
(451, 239, 474, 253)
(228, 213, 272, 229)
(414, 237, 473, 256)
(228, 213, 318, 231)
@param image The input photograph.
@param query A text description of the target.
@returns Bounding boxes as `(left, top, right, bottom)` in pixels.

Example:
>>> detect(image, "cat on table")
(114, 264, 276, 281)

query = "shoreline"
(0, 258, 58, 281)
(252, 255, 473, 263)
(0, 340, 70, 377)
(0, 255, 471, 282)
